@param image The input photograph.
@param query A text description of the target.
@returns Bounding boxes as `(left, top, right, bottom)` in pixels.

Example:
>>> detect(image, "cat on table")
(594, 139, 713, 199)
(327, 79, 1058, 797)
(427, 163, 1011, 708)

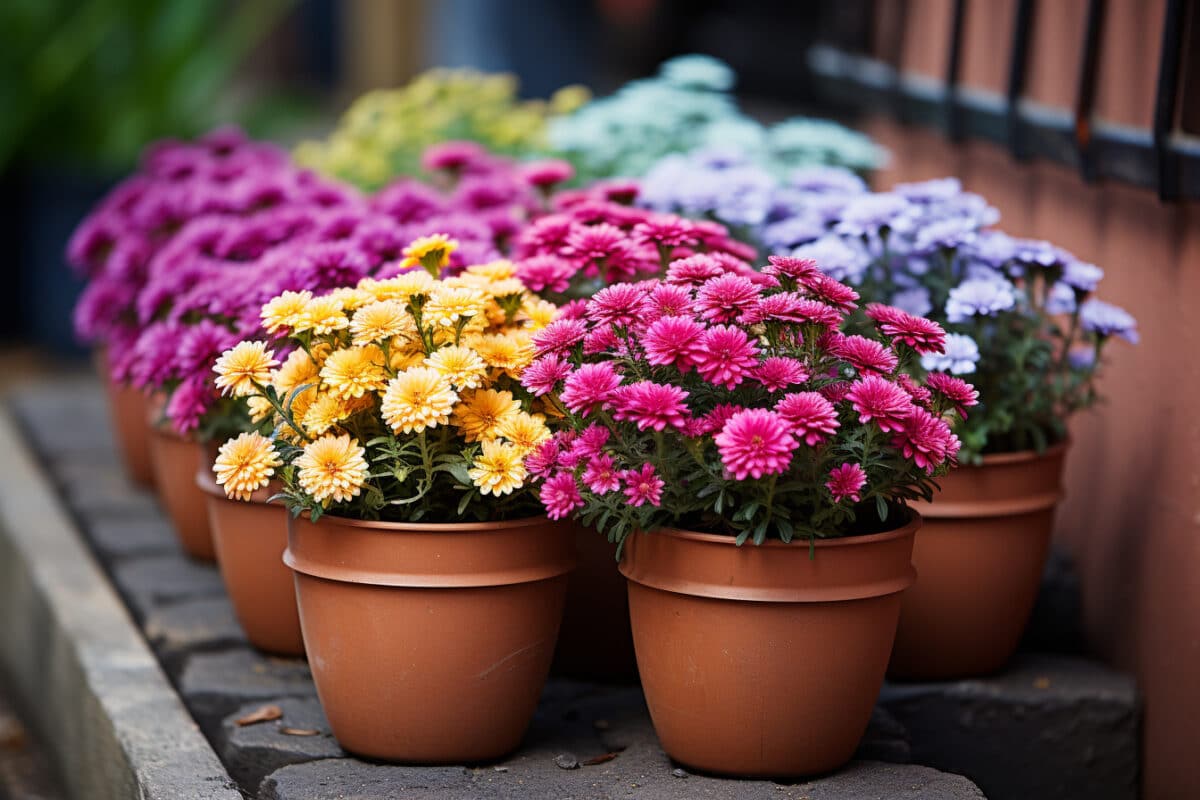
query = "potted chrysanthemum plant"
(213, 255, 571, 763)
(520, 255, 972, 778)
(792, 178, 1139, 680)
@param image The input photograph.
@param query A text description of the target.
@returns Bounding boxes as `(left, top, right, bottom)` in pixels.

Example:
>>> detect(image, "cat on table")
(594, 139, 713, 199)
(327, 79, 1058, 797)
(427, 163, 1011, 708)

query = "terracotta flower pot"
(550, 522, 638, 683)
(197, 472, 304, 656)
(146, 419, 215, 562)
(286, 514, 575, 763)
(94, 348, 154, 489)
(621, 516, 919, 778)
(888, 444, 1067, 681)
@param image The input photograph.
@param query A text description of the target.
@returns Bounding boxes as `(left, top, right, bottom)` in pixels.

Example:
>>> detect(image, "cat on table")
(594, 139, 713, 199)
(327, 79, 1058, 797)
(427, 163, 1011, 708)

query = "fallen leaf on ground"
(280, 727, 320, 736)
(1033, 677, 1051, 689)
(234, 705, 282, 726)
(583, 752, 621, 766)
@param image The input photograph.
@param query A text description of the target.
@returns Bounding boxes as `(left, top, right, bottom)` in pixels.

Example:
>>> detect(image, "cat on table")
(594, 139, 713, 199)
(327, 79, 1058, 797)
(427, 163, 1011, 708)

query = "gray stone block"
(217, 697, 343, 792)
(1020, 546, 1087, 655)
(7, 383, 116, 460)
(112, 554, 225, 621)
(52, 460, 158, 518)
(84, 515, 181, 562)
(144, 596, 248, 676)
(260, 761, 471, 799)
(179, 649, 315, 738)
(880, 654, 1138, 800)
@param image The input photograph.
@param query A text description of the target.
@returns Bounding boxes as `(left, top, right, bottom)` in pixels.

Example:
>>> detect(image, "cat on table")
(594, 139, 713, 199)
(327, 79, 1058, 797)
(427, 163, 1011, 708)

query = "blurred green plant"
(0, 0, 296, 172)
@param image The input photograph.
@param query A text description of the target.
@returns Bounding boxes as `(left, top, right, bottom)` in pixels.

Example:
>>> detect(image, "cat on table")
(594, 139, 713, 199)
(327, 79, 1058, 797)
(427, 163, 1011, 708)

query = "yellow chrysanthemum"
(261, 291, 313, 334)
(381, 366, 459, 434)
(213, 432, 281, 502)
(401, 234, 458, 271)
(452, 388, 521, 443)
(468, 439, 527, 496)
(296, 434, 369, 506)
(214, 341, 279, 397)
(320, 346, 388, 400)
(328, 286, 373, 310)
(294, 295, 349, 335)
(247, 395, 275, 424)
(469, 332, 534, 374)
(349, 300, 412, 345)
(424, 286, 489, 329)
(425, 345, 488, 391)
(389, 345, 427, 372)
(357, 272, 435, 303)
(520, 298, 559, 330)
(483, 278, 527, 300)
(273, 349, 320, 395)
(495, 411, 551, 454)
(465, 260, 516, 281)
(301, 392, 360, 435)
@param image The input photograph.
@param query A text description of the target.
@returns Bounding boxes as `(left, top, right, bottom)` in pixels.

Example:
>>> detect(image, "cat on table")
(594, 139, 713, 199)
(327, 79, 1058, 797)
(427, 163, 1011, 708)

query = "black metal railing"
(808, 0, 1200, 202)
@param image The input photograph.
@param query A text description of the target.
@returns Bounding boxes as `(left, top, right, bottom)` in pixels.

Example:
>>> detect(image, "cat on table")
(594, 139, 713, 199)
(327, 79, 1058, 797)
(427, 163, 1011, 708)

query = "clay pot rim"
(649, 506, 920, 549)
(307, 512, 559, 535)
(971, 440, 1069, 466)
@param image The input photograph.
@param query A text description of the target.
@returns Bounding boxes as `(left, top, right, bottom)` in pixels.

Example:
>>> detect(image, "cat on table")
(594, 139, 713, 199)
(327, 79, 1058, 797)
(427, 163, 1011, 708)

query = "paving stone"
(179, 649, 315, 738)
(144, 596, 248, 677)
(880, 654, 1138, 800)
(260, 761, 472, 799)
(7, 383, 115, 460)
(83, 514, 181, 562)
(112, 554, 225, 621)
(49, 459, 158, 518)
(217, 698, 343, 793)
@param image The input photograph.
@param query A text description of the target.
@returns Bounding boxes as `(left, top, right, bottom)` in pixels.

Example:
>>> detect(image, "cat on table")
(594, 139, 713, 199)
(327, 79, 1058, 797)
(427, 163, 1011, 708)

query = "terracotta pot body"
(551, 523, 638, 682)
(888, 445, 1068, 681)
(147, 423, 214, 562)
(286, 515, 574, 763)
(95, 349, 154, 489)
(197, 473, 303, 656)
(621, 517, 919, 778)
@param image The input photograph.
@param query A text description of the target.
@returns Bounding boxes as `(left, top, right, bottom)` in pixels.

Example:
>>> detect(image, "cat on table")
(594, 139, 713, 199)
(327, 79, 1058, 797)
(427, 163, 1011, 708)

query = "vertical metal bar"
(1006, 0, 1036, 159)
(1074, 0, 1108, 181)
(944, 0, 967, 141)
(1153, 0, 1187, 201)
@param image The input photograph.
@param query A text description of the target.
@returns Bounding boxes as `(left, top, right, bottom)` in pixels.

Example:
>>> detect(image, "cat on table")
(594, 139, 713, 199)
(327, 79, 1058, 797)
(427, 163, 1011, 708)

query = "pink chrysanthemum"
(422, 141, 487, 172)
(826, 463, 867, 503)
(764, 255, 821, 283)
(623, 463, 664, 507)
(541, 472, 584, 519)
(891, 406, 957, 473)
(589, 283, 649, 327)
(523, 159, 574, 188)
(752, 357, 810, 392)
(566, 222, 626, 262)
(925, 373, 980, 418)
(612, 381, 690, 431)
(805, 273, 860, 311)
(557, 299, 589, 320)
(775, 392, 840, 445)
(820, 381, 853, 404)
(582, 453, 622, 495)
(533, 318, 588, 356)
(714, 409, 796, 481)
(750, 293, 843, 329)
(844, 376, 913, 433)
(643, 316, 706, 370)
(665, 254, 725, 285)
(694, 325, 759, 390)
(525, 440, 560, 478)
(634, 215, 696, 248)
(896, 373, 932, 406)
(560, 363, 622, 415)
(521, 354, 573, 396)
(646, 282, 693, 319)
(571, 424, 611, 459)
(865, 303, 947, 354)
(694, 274, 761, 323)
(516, 255, 576, 294)
(833, 334, 898, 375)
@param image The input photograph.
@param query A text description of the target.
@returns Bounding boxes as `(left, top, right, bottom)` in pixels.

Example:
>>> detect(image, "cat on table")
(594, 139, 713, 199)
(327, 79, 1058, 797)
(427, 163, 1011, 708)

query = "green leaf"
(875, 495, 889, 523)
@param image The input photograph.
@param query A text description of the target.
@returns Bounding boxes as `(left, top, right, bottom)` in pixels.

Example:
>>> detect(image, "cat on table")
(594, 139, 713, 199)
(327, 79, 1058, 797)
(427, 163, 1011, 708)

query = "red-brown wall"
(868, 2, 1199, 797)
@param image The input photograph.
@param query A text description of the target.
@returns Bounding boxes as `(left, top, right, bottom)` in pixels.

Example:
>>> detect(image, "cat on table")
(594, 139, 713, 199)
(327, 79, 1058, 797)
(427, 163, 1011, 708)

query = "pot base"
(148, 429, 214, 562)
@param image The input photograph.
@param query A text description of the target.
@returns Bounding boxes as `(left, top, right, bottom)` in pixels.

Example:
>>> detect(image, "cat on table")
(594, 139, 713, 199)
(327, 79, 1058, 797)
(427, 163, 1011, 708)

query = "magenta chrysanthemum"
(516, 255, 575, 294)
(582, 453, 622, 495)
(714, 409, 796, 481)
(566, 222, 626, 263)
(612, 381, 690, 431)
(541, 473, 584, 519)
(775, 392, 840, 445)
(752, 357, 810, 392)
(521, 354, 573, 396)
(571, 424, 611, 459)
(826, 463, 867, 503)
(833, 334, 898, 375)
(643, 316, 706, 370)
(764, 255, 820, 282)
(925, 373, 980, 418)
(523, 159, 574, 188)
(634, 215, 695, 248)
(805, 273, 860, 311)
(525, 440, 560, 478)
(646, 282, 693, 318)
(694, 325, 759, 390)
(891, 406, 957, 473)
(560, 362, 622, 415)
(589, 283, 649, 326)
(896, 373, 932, 406)
(622, 463, 664, 507)
(844, 376, 913, 433)
(865, 303, 947, 354)
(533, 318, 588, 356)
(694, 274, 761, 323)
(665, 254, 725, 284)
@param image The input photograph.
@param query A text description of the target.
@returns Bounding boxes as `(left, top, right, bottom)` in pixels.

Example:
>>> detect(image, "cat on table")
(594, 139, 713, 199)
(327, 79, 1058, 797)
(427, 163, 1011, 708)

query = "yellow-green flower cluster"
(294, 69, 589, 190)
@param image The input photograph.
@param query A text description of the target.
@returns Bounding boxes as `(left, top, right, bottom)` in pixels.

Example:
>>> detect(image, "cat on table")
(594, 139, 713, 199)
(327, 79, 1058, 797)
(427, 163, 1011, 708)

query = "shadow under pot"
(196, 471, 304, 657)
(145, 409, 214, 562)
(621, 515, 919, 779)
(95, 348, 154, 490)
(888, 443, 1068, 681)
(286, 514, 575, 763)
